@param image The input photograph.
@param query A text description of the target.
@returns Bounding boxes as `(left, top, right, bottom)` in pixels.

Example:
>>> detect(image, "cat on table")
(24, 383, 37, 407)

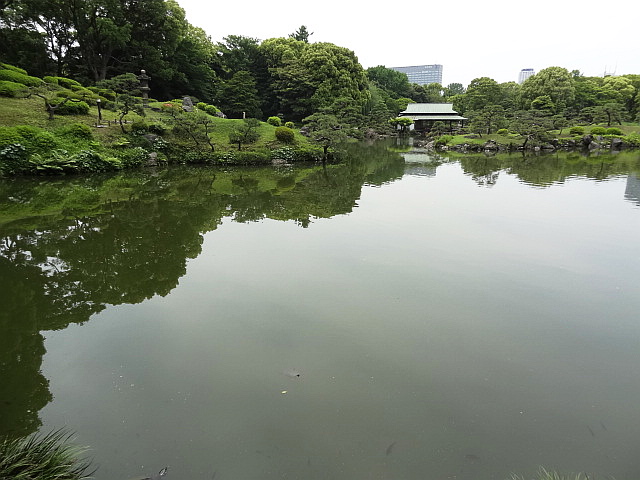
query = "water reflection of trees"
(2, 145, 637, 438)
(458, 151, 640, 187)
(0, 148, 405, 438)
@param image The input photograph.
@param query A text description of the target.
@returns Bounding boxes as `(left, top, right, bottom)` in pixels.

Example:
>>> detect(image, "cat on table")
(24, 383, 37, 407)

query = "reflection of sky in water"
(25, 162, 640, 480)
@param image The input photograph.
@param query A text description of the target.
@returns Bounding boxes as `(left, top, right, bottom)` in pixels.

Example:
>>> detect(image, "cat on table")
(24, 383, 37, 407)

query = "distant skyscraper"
(391, 64, 443, 85)
(518, 68, 535, 84)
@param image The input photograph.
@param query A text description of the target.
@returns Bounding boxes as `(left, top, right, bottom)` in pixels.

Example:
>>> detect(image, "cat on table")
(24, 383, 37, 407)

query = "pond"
(1, 142, 640, 480)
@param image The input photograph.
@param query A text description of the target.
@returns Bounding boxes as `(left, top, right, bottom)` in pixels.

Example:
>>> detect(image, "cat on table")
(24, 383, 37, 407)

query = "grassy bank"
(429, 122, 640, 152)
(0, 88, 322, 176)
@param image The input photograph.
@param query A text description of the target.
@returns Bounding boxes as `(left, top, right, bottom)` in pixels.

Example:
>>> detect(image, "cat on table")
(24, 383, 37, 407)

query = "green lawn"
(0, 96, 309, 151)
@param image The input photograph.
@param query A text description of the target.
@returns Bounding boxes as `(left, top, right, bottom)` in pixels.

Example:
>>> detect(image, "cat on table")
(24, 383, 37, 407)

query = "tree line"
(1, 0, 639, 137)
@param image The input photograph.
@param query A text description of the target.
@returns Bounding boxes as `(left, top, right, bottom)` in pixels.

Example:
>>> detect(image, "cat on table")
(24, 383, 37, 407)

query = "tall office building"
(518, 68, 535, 84)
(391, 64, 443, 85)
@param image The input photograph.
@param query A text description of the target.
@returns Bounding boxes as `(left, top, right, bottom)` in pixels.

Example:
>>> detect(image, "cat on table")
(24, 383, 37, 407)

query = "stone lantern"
(138, 69, 151, 107)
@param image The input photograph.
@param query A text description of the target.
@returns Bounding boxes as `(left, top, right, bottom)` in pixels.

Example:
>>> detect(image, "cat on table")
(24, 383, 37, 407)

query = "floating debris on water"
(386, 442, 396, 456)
(283, 368, 302, 379)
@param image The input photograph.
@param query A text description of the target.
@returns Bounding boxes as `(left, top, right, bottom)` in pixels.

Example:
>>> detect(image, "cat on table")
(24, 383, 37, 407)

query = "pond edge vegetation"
(0, 428, 94, 480)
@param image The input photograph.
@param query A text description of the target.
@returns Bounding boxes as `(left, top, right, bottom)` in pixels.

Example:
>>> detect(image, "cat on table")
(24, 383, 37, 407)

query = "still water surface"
(1, 143, 640, 480)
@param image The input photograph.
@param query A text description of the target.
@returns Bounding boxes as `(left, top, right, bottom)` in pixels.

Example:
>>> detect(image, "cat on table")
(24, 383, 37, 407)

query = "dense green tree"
(366, 65, 411, 99)
(303, 111, 348, 160)
(599, 76, 635, 104)
(228, 117, 260, 150)
(289, 25, 313, 43)
(443, 82, 465, 99)
(509, 110, 553, 148)
(467, 105, 508, 135)
(389, 117, 413, 134)
(0, 26, 51, 77)
(590, 102, 625, 126)
(520, 66, 575, 112)
(96, 72, 140, 94)
(217, 70, 262, 119)
(456, 77, 502, 113)
(408, 82, 444, 103)
(530, 95, 556, 113)
(267, 41, 368, 121)
(168, 109, 216, 150)
(115, 93, 144, 132)
(499, 81, 521, 111)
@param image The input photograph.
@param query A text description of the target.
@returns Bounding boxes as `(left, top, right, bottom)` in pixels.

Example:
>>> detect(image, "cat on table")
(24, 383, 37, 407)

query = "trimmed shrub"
(284, 121, 295, 129)
(590, 126, 606, 135)
(14, 126, 59, 153)
(496, 128, 509, 135)
(0, 62, 28, 75)
(60, 123, 93, 140)
(116, 146, 148, 168)
(434, 135, 453, 147)
(43, 76, 82, 89)
(0, 80, 29, 97)
(267, 116, 282, 127)
(234, 150, 270, 164)
(56, 100, 90, 115)
(605, 127, 623, 135)
(275, 126, 295, 143)
(0, 69, 43, 86)
(196, 102, 207, 111)
(0, 127, 23, 148)
(569, 126, 584, 135)
(131, 120, 149, 133)
(204, 104, 219, 116)
(73, 150, 121, 172)
(623, 133, 640, 147)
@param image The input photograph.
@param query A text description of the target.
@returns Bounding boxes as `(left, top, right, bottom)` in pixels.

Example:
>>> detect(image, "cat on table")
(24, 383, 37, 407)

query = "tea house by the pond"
(398, 103, 466, 133)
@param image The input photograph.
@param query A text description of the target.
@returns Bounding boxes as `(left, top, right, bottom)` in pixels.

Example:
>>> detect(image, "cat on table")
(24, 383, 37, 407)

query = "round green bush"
(204, 104, 220, 116)
(131, 120, 149, 133)
(0, 80, 29, 97)
(267, 116, 282, 127)
(14, 126, 59, 153)
(0, 62, 28, 75)
(590, 127, 606, 135)
(0, 127, 23, 148)
(56, 100, 90, 115)
(0, 69, 43, 86)
(284, 121, 295, 129)
(43, 76, 82, 89)
(569, 126, 584, 135)
(60, 123, 93, 140)
(496, 128, 509, 135)
(605, 127, 623, 135)
(275, 126, 295, 143)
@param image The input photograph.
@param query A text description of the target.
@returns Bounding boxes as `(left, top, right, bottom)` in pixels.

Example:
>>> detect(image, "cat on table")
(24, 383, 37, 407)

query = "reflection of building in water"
(624, 173, 640, 206)
(401, 152, 438, 177)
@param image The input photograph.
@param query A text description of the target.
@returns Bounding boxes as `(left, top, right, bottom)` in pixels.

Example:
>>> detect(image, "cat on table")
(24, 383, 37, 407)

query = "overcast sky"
(177, 0, 639, 88)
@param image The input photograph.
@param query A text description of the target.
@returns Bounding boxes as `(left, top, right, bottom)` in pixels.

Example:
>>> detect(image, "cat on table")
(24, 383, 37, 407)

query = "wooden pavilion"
(398, 103, 466, 133)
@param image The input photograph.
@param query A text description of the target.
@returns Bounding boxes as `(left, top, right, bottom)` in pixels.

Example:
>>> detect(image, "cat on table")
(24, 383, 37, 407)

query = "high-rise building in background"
(391, 64, 443, 85)
(518, 68, 535, 84)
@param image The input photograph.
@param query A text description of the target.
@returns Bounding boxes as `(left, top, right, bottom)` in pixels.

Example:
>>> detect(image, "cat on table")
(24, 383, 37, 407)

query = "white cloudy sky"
(177, 0, 639, 88)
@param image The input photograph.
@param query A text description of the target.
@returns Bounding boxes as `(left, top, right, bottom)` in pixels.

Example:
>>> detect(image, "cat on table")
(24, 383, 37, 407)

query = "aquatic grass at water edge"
(0, 428, 94, 480)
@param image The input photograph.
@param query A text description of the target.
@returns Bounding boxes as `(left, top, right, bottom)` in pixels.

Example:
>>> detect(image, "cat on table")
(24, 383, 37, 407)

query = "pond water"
(1, 142, 640, 480)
